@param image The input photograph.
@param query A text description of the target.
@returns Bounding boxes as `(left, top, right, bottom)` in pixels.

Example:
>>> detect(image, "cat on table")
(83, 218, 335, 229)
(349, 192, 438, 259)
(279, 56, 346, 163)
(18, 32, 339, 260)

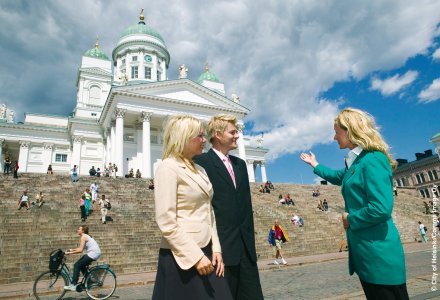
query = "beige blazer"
(154, 157, 221, 270)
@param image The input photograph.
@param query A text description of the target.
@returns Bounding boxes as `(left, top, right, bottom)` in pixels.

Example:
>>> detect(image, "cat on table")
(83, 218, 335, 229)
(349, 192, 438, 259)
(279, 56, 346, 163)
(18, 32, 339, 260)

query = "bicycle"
(33, 249, 117, 300)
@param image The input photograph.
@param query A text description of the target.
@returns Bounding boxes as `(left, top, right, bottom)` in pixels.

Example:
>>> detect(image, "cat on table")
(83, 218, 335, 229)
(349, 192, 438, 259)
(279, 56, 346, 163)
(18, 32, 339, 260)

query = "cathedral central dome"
(120, 22, 165, 44)
(112, 10, 170, 67)
(115, 10, 167, 49)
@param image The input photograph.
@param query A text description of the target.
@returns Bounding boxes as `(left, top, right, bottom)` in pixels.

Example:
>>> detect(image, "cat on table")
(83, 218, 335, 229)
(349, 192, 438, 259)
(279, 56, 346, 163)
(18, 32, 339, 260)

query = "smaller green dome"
(197, 63, 220, 83)
(84, 39, 109, 60)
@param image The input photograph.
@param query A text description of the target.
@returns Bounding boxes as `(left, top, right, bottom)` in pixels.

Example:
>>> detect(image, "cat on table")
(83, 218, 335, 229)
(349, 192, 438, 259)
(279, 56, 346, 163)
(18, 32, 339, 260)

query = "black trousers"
(360, 279, 409, 300)
(80, 206, 86, 220)
(72, 255, 94, 285)
(225, 238, 264, 300)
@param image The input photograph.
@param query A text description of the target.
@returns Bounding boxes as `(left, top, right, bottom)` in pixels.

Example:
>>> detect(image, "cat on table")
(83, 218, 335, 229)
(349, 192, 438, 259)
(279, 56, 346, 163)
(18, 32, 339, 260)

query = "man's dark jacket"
(194, 149, 257, 265)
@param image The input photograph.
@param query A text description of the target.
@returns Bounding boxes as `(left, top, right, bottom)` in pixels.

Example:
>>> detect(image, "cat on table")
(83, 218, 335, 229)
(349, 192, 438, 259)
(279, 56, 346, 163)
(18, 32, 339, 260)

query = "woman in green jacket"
(300, 108, 408, 300)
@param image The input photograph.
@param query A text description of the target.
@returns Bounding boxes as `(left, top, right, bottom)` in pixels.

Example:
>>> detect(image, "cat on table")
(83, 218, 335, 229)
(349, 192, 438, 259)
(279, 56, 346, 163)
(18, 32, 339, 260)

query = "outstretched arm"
(300, 152, 319, 168)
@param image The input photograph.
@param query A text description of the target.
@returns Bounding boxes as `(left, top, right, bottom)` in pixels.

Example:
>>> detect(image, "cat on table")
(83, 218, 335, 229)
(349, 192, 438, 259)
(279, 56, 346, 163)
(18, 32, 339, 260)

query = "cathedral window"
(89, 86, 101, 105)
(55, 154, 67, 162)
(132, 56, 138, 61)
(131, 66, 138, 79)
(145, 67, 151, 79)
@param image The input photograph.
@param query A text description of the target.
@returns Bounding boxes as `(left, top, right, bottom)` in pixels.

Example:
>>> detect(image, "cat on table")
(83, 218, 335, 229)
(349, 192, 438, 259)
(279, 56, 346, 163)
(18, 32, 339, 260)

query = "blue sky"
(0, 1, 439, 184)
(261, 50, 440, 184)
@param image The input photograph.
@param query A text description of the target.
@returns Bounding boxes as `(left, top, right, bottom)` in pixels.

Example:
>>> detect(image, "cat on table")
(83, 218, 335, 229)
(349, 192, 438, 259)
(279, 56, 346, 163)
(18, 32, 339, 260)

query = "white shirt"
(90, 183, 98, 193)
(420, 224, 426, 234)
(212, 148, 234, 172)
(84, 234, 101, 260)
(346, 146, 363, 169)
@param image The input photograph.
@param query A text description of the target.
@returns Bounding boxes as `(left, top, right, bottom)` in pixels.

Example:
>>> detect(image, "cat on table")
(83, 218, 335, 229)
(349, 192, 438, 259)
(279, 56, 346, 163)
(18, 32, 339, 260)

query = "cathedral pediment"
(111, 79, 248, 114)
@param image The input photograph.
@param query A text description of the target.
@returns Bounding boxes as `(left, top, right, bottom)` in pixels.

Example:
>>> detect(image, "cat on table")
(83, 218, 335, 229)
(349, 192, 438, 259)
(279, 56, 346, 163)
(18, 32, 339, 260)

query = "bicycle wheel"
(33, 271, 68, 300)
(85, 267, 117, 300)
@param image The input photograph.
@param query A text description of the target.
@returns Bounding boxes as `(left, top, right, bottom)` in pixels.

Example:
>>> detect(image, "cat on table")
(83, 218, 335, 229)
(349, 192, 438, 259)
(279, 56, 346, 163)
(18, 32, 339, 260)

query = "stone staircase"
(0, 173, 159, 284)
(0, 174, 431, 284)
(250, 184, 431, 260)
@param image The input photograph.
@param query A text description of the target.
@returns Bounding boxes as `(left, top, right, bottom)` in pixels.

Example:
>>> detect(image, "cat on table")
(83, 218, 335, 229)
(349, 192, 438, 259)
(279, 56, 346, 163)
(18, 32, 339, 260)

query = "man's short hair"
(207, 114, 237, 143)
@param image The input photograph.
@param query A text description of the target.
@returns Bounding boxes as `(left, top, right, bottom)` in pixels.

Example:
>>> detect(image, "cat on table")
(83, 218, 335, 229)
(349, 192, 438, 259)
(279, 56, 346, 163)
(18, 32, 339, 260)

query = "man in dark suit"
(194, 114, 264, 300)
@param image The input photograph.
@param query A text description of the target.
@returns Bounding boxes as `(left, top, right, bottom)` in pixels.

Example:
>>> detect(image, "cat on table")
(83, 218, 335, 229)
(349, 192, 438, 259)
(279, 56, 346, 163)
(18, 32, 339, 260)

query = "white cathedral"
(0, 12, 268, 182)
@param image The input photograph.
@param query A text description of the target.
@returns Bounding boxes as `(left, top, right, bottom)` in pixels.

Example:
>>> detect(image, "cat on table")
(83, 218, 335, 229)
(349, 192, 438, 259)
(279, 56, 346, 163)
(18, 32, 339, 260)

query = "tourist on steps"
(268, 219, 288, 265)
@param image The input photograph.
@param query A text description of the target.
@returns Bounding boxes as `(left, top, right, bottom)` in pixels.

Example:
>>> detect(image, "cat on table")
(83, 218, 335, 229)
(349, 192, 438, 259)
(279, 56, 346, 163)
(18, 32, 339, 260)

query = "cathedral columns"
(105, 131, 111, 166)
(71, 136, 82, 173)
(246, 159, 255, 182)
(0, 139, 4, 171)
(237, 122, 246, 161)
(260, 161, 267, 183)
(115, 108, 125, 177)
(141, 111, 152, 178)
(110, 122, 116, 165)
(43, 143, 53, 171)
(18, 141, 30, 172)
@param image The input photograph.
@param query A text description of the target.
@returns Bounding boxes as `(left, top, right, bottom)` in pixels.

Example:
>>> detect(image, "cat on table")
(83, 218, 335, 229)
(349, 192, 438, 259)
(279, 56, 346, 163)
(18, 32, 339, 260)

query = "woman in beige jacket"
(152, 115, 232, 300)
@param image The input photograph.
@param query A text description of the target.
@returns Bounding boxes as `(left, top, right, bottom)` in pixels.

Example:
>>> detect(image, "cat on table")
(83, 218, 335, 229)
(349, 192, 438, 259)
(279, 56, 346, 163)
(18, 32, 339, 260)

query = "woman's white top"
(84, 234, 101, 260)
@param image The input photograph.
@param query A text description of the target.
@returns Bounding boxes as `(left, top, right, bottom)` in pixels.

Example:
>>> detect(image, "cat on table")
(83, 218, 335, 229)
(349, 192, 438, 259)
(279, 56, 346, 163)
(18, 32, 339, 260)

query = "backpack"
(49, 249, 64, 273)
(424, 226, 428, 232)
(104, 201, 111, 210)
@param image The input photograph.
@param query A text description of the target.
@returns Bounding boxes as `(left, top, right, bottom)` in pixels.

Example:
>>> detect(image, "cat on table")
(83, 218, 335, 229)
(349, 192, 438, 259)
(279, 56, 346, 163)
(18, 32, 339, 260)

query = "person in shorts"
(268, 219, 289, 265)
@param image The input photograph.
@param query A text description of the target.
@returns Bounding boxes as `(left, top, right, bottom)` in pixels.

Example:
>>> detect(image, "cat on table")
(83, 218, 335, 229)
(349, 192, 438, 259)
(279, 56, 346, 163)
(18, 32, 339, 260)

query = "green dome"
(197, 64, 220, 83)
(84, 45, 109, 60)
(120, 22, 165, 44)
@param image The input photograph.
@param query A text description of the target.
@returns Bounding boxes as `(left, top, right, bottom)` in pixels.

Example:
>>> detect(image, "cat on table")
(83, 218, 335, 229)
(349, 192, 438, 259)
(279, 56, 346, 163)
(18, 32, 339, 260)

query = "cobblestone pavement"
(55, 246, 439, 300)
(5, 243, 438, 300)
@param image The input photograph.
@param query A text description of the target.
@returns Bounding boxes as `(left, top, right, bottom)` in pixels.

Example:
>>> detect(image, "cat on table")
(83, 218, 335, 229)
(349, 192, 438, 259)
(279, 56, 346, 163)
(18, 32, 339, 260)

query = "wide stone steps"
(0, 174, 432, 284)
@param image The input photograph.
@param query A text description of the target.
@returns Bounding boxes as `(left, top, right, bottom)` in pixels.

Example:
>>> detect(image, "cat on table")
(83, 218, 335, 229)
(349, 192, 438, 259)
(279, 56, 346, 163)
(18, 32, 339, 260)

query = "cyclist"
(64, 225, 101, 291)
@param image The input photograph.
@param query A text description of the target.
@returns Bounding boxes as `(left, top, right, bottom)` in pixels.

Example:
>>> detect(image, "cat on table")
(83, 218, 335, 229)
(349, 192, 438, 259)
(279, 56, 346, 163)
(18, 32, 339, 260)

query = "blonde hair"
(334, 108, 396, 169)
(207, 114, 237, 143)
(162, 115, 205, 172)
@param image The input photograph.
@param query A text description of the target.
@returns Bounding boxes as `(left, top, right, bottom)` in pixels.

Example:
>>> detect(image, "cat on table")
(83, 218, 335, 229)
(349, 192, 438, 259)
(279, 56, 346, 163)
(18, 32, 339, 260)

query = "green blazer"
(314, 150, 406, 285)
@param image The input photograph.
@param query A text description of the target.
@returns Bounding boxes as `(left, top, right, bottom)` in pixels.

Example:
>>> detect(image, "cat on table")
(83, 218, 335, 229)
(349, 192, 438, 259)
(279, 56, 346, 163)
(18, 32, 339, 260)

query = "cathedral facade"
(0, 12, 268, 182)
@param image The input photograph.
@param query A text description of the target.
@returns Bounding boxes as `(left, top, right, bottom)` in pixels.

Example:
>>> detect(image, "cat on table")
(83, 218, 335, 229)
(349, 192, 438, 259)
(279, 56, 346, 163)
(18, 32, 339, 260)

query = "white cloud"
(1, 0, 440, 160)
(370, 71, 419, 96)
(419, 78, 440, 103)
(433, 48, 440, 60)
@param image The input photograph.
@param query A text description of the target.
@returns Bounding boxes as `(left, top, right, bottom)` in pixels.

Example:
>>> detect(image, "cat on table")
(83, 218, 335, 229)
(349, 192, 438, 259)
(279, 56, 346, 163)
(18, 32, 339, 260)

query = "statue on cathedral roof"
(7, 111, 14, 123)
(231, 94, 240, 103)
(119, 73, 128, 85)
(179, 64, 188, 79)
(0, 104, 6, 119)
(256, 133, 264, 148)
